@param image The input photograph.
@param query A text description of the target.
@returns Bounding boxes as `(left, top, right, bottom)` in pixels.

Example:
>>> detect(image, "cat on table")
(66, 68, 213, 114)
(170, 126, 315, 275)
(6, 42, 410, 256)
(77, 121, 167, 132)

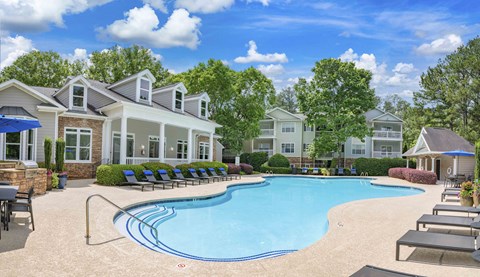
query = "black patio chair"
(208, 168, 227, 181)
(219, 167, 241, 180)
(188, 168, 210, 183)
(142, 170, 174, 190)
(199, 168, 221, 182)
(157, 169, 187, 187)
(8, 186, 35, 231)
(122, 170, 154, 191)
(173, 169, 201, 185)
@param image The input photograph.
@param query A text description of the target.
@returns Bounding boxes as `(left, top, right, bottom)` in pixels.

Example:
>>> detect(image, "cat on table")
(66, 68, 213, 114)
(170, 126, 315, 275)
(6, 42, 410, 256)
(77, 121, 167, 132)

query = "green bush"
(96, 164, 145, 186)
(55, 138, 65, 172)
(141, 162, 174, 178)
(44, 137, 52, 172)
(353, 158, 407, 176)
(175, 163, 195, 177)
(190, 161, 228, 173)
(268, 154, 290, 167)
(240, 153, 251, 164)
(51, 173, 59, 189)
(249, 152, 269, 171)
(260, 165, 292, 174)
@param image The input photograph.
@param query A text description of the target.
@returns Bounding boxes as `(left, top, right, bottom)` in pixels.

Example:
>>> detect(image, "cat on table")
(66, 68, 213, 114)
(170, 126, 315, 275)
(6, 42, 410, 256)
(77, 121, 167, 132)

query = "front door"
(436, 159, 441, 180)
(112, 133, 134, 164)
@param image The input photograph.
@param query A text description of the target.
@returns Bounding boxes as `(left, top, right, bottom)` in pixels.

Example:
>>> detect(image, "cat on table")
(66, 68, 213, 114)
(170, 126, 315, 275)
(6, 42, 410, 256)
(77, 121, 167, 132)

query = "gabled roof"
(0, 106, 36, 118)
(0, 79, 66, 110)
(52, 76, 118, 103)
(152, 82, 186, 94)
(266, 107, 303, 120)
(107, 69, 156, 89)
(184, 92, 210, 102)
(404, 127, 474, 156)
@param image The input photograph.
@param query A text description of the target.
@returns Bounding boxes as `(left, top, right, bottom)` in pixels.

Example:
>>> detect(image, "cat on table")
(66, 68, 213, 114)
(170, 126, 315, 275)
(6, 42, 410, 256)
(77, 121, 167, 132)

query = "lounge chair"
(157, 169, 187, 187)
(312, 168, 319, 175)
(7, 186, 35, 231)
(142, 170, 174, 190)
(416, 214, 480, 234)
(219, 167, 241, 180)
(351, 265, 424, 277)
(432, 204, 480, 216)
(173, 169, 201, 185)
(301, 168, 308, 174)
(122, 170, 154, 191)
(396, 230, 479, 261)
(199, 168, 221, 182)
(208, 168, 227, 181)
(337, 167, 344, 176)
(441, 190, 459, 202)
(350, 168, 357, 176)
(188, 168, 210, 183)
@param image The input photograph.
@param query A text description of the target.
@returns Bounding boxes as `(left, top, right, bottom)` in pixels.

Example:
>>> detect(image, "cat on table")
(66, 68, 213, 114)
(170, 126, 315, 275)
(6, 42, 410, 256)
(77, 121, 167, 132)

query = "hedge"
(239, 152, 268, 171)
(353, 158, 407, 176)
(141, 162, 174, 179)
(268, 154, 290, 167)
(96, 164, 146, 186)
(260, 165, 292, 174)
(226, 163, 241, 174)
(175, 161, 229, 177)
(240, 163, 253, 174)
(388, 167, 437, 185)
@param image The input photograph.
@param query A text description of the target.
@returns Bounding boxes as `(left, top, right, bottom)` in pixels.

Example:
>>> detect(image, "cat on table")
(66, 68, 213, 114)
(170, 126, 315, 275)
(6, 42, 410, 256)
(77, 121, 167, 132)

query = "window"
(177, 140, 187, 159)
(139, 78, 150, 101)
(26, 129, 34, 160)
(352, 144, 365, 155)
(5, 132, 21, 160)
(199, 142, 209, 160)
(175, 90, 183, 110)
(303, 124, 314, 132)
(72, 85, 85, 110)
(200, 100, 207, 118)
(281, 143, 295, 154)
(303, 143, 310, 152)
(381, 145, 393, 153)
(281, 122, 295, 133)
(148, 136, 159, 158)
(65, 128, 92, 162)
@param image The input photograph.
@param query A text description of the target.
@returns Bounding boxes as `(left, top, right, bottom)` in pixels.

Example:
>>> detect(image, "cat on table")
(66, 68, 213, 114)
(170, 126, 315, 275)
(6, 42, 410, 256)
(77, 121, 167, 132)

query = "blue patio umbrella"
(442, 150, 475, 157)
(0, 114, 42, 133)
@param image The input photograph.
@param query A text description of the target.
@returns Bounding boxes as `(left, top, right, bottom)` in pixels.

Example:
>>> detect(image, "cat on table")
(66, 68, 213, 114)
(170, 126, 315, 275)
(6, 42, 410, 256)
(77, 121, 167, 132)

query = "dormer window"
(70, 84, 86, 110)
(175, 90, 183, 111)
(200, 100, 207, 118)
(137, 77, 151, 103)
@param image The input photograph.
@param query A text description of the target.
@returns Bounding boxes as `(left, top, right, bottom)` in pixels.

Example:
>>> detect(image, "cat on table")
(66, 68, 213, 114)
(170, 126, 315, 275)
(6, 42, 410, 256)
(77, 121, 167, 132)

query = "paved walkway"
(0, 176, 479, 276)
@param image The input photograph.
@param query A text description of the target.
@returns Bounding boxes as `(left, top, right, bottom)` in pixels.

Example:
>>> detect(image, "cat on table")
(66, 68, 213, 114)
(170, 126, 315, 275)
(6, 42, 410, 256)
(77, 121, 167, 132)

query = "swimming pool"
(113, 177, 422, 262)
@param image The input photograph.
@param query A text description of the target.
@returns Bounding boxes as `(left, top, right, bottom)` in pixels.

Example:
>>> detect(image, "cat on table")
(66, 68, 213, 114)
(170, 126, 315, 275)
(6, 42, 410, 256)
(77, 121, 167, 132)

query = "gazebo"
(403, 127, 475, 180)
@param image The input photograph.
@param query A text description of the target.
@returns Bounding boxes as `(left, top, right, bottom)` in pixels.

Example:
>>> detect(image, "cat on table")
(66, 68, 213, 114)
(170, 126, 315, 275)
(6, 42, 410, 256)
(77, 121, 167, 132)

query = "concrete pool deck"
(0, 176, 479, 276)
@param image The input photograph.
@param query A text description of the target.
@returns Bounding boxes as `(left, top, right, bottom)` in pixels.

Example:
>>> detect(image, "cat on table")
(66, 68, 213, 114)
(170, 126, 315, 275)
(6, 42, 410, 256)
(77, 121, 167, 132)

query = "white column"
(187, 128, 193, 163)
(159, 123, 165, 163)
(453, 157, 458, 175)
(419, 157, 423, 170)
(431, 157, 435, 172)
(406, 158, 409, 168)
(209, 132, 214, 162)
(120, 116, 127, 164)
(273, 138, 276, 155)
(102, 119, 112, 163)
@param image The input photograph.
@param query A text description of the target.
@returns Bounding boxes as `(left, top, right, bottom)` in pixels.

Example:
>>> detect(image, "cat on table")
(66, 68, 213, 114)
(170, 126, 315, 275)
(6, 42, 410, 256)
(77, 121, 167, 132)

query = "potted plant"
(473, 183, 480, 208)
(55, 138, 67, 189)
(44, 137, 53, 190)
(459, 181, 474, 207)
(51, 172, 59, 189)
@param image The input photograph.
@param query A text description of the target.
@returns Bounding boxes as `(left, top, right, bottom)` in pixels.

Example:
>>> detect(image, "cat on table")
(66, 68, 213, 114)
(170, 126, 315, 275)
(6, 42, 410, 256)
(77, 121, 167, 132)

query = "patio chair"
(350, 168, 357, 176)
(219, 168, 241, 180)
(199, 168, 221, 182)
(396, 230, 479, 261)
(337, 167, 344, 176)
(157, 169, 187, 187)
(312, 168, 319, 175)
(301, 168, 308, 174)
(432, 204, 480, 216)
(441, 190, 460, 202)
(122, 170, 154, 191)
(416, 214, 480, 234)
(142, 170, 174, 190)
(351, 265, 424, 277)
(173, 169, 201, 186)
(7, 186, 35, 231)
(188, 168, 210, 183)
(208, 168, 227, 181)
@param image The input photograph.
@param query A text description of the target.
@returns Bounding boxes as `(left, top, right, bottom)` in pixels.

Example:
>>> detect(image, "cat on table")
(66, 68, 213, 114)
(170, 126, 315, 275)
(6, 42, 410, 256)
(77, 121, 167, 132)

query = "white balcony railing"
(372, 151, 402, 158)
(259, 129, 274, 136)
(373, 131, 402, 139)
(253, 149, 273, 157)
(126, 157, 208, 166)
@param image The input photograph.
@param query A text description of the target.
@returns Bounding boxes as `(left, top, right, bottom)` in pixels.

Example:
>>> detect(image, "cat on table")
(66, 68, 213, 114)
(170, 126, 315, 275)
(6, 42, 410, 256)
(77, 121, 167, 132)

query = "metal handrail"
(85, 194, 159, 245)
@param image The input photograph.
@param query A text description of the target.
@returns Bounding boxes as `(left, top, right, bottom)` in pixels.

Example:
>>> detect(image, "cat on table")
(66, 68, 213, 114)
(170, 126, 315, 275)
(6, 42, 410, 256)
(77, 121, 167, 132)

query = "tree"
(275, 87, 297, 113)
(171, 59, 275, 154)
(295, 58, 376, 166)
(0, 51, 82, 87)
(87, 45, 171, 87)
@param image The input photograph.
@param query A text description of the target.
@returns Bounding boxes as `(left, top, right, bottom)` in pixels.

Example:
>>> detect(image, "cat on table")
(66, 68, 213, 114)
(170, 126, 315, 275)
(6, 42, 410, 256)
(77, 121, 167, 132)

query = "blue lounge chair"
(142, 170, 173, 189)
(312, 168, 319, 175)
(219, 167, 241, 180)
(301, 168, 308, 174)
(199, 168, 221, 182)
(338, 167, 344, 176)
(208, 168, 226, 181)
(157, 169, 187, 187)
(350, 168, 357, 176)
(122, 170, 154, 191)
(173, 169, 201, 185)
(188, 168, 210, 183)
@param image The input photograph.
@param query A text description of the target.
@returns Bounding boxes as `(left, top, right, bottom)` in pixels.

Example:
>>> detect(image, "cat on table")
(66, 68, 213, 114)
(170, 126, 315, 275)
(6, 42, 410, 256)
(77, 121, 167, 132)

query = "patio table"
(0, 185, 19, 235)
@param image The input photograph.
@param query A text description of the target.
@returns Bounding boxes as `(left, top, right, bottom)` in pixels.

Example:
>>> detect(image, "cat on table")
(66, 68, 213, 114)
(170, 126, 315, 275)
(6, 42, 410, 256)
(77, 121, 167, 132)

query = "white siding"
(0, 86, 43, 115)
(275, 121, 302, 157)
(113, 80, 137, 101)
(88, 88, 115, 109)
(184, 100, 198, 116)
(36, 112, 56, 161)
(55, 89, 69, 108)
(152, 91, 173, 109)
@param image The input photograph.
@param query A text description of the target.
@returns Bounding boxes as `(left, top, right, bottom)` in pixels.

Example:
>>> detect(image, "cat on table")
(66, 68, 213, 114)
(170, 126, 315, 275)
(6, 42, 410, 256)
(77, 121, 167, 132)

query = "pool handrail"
(85, 194, 159, 245)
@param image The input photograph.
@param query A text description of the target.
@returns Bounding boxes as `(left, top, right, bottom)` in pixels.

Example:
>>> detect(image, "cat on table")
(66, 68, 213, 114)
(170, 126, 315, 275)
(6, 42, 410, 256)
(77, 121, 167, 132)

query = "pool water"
(114, 177, 422, 262)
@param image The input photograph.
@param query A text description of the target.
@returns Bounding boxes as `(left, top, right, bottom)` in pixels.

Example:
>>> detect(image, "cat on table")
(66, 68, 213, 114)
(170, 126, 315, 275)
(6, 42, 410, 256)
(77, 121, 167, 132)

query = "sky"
(0, 0, 479, 100)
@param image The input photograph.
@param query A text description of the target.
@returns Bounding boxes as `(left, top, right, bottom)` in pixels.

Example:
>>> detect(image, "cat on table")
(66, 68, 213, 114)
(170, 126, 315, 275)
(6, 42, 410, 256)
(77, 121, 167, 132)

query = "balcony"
(372, 130, 402, 140)
(372, 151, 402, 158)
(259, 129, 275, 137)
(253, 149, 273, 157)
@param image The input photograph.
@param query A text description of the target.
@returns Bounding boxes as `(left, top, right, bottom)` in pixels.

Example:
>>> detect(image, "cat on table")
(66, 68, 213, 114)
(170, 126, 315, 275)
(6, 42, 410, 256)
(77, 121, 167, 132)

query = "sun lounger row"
(121, 167, 240, 191)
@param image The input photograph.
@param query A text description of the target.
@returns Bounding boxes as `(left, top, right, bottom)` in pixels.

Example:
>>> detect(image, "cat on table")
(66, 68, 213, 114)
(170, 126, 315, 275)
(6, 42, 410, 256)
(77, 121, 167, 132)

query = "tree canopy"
(275, 87, 298, 113)
(295, 58, 376, 164)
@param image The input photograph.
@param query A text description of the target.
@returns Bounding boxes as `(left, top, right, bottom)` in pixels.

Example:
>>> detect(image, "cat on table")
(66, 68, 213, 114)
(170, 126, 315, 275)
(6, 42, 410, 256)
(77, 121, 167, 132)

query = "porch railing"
(126, 157, 209, 166)
(253, 149, 273, 157)
(373, 131, 402, 139)
(372, 151, 402, 158)
(259, 129, 274, 136)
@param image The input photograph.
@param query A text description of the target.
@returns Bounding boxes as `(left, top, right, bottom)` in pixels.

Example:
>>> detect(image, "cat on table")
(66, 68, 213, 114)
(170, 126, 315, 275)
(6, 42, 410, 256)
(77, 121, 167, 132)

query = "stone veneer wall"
(57, 116, 104, 179)
(197, 136, 218, 161)
(0, 167, 47, 195)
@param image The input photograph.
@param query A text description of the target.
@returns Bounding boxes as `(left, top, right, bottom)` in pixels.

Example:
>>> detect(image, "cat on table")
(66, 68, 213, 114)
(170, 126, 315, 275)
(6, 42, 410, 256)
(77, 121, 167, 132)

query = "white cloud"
(175, 0, 234, 14)
(234, 41, 288, 64)
(221, 60, 230, 65)
(0, 35, 34, 69)
(143, 0, 168, 13)
(246, 0, 270, 6)
(257, 64, 285, 77)
(0, 0, 112, 32)
(415, 34, 463, 55)
(393, 63, 415, 74)
(97, 6, 201, 49)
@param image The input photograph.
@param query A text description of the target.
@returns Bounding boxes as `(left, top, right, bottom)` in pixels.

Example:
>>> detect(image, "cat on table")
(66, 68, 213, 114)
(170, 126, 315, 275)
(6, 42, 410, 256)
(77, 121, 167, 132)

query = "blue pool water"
(114, 177, 422, 262)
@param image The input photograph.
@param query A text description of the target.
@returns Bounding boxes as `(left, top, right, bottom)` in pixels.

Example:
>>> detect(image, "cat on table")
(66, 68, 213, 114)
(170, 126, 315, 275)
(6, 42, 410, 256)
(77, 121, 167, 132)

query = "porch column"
(120, 116, 128, 164)
(159, 123, 165, 163)
(406, 158, 409, 168)
(102, 119, 112, 163)
(273, 138, 276, 155)
(431, 157, 435, 172)
(419, 157, 423, 170)
(453, 157, 458, 175)
(209, 132, 214, 162)
(187, 128, 193, 163)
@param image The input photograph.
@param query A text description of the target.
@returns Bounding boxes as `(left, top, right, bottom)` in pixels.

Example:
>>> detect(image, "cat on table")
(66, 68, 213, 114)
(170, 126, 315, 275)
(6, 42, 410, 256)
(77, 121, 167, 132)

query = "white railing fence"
(373, 131, 402, 139)
(372, 151, 402, 158)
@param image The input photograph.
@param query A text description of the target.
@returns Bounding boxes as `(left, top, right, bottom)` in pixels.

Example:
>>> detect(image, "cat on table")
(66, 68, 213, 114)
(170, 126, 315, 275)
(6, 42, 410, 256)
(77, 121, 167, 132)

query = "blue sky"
(1, 0, 479, 100)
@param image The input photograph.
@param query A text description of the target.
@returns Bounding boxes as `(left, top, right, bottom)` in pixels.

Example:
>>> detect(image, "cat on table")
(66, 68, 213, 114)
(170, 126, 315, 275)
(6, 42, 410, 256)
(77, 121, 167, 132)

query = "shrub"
(175, 163, 195, 177)
(55, 138, 65, 173)
(321, 168, 330, 176)
(141, 162, 174, 178)
(240, 163, 253, 174)
(226, 163, 241, 174)
(51, 173, 59, 189)
(404, 169, 437, 185)
(190, 161, 228, 174)
(249, 152, 268, 171)
(44, 137, 52, 172)
(240, 153, 251, 164)
(260, 165, 292, 174)
(96, 164, 145, 186)
(388, 168, 405, 179)
(268, 154, 290, 167)
(353, 158, 407, 176)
